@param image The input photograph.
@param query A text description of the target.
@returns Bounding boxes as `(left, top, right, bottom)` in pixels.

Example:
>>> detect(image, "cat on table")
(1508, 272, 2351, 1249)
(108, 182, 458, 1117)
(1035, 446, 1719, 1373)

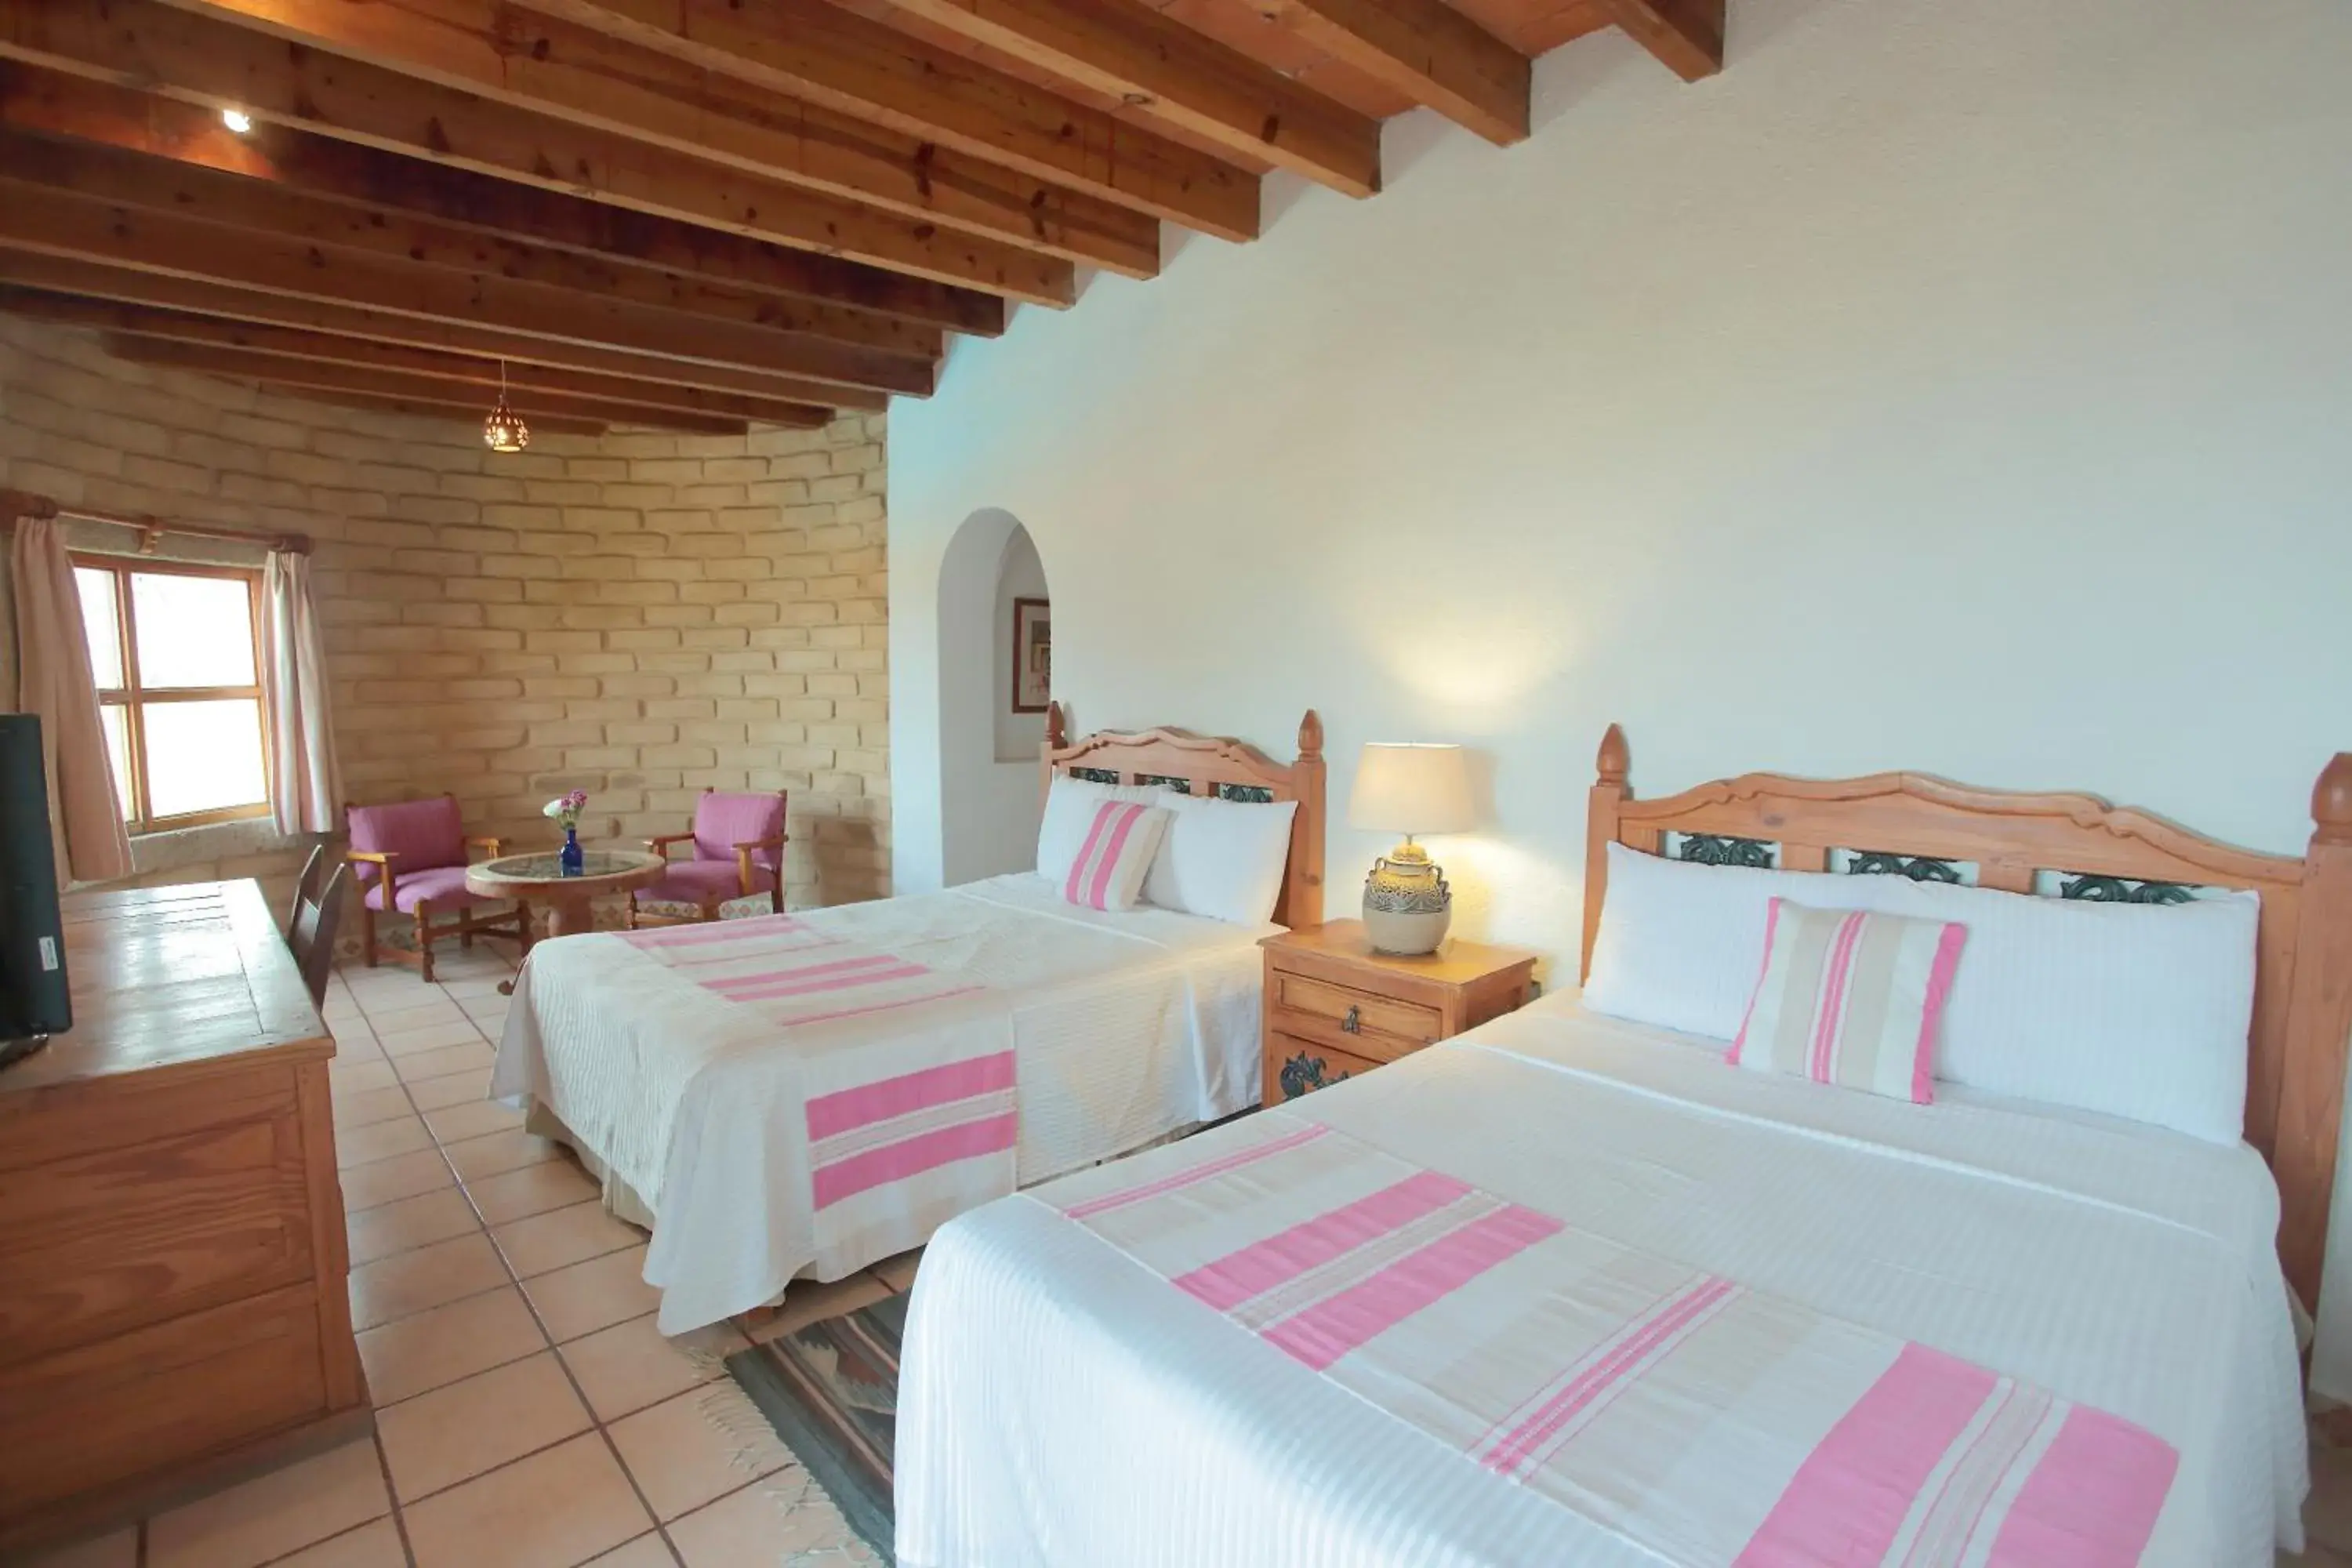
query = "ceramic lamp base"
(1363, 902, 1450, 956)
(1362, 843, 1451, 956)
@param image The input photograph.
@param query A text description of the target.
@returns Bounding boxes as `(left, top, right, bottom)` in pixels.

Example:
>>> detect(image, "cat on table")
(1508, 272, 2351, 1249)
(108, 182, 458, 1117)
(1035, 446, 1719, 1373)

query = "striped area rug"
(726, 1294, 909, 1564)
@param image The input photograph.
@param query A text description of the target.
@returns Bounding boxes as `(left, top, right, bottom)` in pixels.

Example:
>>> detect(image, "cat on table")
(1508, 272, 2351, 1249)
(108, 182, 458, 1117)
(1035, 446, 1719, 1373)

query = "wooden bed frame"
(1581, 724, 2352, 1314)
(1041, 704, 1327, 929)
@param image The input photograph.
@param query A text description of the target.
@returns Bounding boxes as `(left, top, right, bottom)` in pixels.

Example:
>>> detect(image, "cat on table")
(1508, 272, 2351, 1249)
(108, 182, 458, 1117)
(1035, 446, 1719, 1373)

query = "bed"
(489, 708, 1327, 1334)
(895, 728, 2352, 1568)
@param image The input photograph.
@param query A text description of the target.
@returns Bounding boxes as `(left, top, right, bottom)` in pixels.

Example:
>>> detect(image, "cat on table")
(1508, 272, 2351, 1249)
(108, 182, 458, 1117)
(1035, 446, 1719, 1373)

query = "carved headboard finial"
(1298, 709, 1323, 761)
(2318, 753, 2352, 844)
(1596, 723, 1629, 787)
(1044, 701, 1067, 750)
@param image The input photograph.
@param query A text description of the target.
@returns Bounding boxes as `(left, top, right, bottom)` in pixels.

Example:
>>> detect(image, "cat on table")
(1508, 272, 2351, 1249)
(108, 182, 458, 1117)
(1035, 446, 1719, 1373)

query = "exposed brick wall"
(0, 314, 888, 927)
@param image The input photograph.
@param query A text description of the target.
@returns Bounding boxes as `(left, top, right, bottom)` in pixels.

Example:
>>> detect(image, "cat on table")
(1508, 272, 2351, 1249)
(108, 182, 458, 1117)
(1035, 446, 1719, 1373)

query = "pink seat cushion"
(691, 792, 785, 870)
(365, 863, 492, 913)
(641, 858, 778, 905)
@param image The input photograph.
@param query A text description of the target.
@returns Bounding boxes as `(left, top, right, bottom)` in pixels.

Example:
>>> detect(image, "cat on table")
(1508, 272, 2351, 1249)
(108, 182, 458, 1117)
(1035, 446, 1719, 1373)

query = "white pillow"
(1583, 841, 2259, 1143)
(1036, 775, 1160, 884)
(1854, 876, 2256, 1144)
(1584, 843, 1800, 1039)
(1143, 793, 1298, 926)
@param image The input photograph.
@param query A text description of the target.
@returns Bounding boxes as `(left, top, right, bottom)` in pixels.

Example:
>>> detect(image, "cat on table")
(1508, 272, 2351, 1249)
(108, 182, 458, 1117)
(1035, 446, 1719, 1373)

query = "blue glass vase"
(560, 826, 584, 877)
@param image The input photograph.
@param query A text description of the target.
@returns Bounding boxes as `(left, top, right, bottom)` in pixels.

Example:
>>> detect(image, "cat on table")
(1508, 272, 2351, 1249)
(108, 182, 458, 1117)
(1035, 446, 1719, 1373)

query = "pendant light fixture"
(482, 360, 530, 453)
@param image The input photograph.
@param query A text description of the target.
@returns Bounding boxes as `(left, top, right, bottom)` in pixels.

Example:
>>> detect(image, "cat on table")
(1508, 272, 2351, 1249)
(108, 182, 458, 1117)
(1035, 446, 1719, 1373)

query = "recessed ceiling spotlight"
(220, 108, 253, 134)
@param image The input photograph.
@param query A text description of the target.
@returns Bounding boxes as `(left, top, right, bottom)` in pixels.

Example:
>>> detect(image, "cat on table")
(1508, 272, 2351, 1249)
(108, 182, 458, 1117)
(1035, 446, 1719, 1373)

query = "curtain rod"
(0, 488, 313, 556)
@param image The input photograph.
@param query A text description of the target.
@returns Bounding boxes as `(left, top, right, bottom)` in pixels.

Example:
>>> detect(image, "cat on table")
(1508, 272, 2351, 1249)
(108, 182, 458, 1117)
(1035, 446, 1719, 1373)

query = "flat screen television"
(0, 713, 71, 1062)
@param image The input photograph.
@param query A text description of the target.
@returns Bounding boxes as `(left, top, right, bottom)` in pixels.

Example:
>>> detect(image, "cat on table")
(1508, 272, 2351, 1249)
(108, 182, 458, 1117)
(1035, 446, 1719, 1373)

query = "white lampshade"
(1347, 743, 1474, 837)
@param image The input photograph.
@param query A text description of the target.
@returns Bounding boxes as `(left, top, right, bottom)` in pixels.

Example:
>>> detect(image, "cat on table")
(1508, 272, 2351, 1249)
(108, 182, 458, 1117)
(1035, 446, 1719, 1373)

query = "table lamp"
(1348, 742, 1474, 955)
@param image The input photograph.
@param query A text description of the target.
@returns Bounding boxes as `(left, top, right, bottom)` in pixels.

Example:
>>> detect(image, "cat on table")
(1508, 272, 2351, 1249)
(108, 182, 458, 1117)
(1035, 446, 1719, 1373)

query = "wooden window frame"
(72, 554, 274, 835)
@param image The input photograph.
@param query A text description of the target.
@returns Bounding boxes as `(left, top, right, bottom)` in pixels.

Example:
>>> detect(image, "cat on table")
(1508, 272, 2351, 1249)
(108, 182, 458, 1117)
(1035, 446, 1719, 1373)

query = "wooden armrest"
(646, 832, 696, 848)
(466, 835, 503, 856)
(733, 838, 785, 895)
(347, 848, 397, 897)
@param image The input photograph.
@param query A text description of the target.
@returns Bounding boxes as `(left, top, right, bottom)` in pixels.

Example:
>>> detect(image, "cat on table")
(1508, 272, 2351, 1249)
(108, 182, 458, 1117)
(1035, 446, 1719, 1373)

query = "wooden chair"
(287, 861, 350, 1010)
(344, 794, 532, 984)
(284, 844, 328, 946)
(626, 789, 789, 928)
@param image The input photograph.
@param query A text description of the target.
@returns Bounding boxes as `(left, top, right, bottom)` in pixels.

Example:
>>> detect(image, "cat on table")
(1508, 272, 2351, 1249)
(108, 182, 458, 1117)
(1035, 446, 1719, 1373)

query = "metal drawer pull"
(1341, 1004, 1361, 1034)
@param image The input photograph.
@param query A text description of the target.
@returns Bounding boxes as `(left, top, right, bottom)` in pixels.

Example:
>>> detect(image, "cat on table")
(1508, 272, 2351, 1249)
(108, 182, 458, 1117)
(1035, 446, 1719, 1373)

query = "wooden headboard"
(1581, 724, 2352, 1313)
(1041, 704, 1327, 929)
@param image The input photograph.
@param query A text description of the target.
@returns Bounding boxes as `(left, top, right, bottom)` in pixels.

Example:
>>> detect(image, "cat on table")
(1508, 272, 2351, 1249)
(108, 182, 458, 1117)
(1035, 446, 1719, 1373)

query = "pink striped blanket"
(1044, 1112, 2178, 1567)
(620, 915, 1017, 1261)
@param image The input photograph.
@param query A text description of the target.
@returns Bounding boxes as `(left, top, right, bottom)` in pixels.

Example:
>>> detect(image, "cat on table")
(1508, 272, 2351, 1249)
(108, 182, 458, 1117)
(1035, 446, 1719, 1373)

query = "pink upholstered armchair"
(345, 795, 532, 983)
(627, 789, 789, 928)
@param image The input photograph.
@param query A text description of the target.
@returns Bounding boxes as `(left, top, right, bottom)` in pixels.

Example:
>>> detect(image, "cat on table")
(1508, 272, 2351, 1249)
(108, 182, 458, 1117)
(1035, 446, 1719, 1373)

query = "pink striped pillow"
(1060, 800, 1173, 913)
(1731, 899, 1967, 1104)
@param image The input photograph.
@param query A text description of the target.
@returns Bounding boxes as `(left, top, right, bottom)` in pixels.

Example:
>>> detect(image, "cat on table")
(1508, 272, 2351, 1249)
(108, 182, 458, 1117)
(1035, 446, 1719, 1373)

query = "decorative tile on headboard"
(1838, 848, 1968, 884)
(1671, 833, 1776, 868)
(1216, 783, 1276, 804)
(1068, 767, 1121, 785)
(1135, 775, 1194, 793)
(2049, 872, 2199, 905)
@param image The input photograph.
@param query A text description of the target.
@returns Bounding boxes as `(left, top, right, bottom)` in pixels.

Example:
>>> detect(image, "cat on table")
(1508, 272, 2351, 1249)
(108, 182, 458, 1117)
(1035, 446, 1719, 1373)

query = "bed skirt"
(524, 1098, 661, 1231)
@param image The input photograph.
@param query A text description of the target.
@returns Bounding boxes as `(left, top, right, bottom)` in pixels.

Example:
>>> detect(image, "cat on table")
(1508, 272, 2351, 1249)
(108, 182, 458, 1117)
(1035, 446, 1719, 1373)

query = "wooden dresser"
(0, 881, 367, 1556)
(1261, 920, 1539, 1103)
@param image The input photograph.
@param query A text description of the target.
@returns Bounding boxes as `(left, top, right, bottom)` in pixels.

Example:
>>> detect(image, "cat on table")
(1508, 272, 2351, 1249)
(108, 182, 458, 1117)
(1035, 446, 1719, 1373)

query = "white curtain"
(263, 550, 341, 836)
(9, 514, 132, 884)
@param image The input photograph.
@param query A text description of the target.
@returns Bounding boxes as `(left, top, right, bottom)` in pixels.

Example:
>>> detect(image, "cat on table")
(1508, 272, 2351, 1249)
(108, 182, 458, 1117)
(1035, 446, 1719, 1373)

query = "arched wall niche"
(932, 508, 1050, 886)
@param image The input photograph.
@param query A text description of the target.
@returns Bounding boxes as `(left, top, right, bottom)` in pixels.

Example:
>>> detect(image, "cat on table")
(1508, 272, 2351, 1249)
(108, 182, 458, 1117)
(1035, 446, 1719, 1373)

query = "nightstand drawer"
(1258, 922, 1537, 1116)
(1270, 971, 1442, 1054)
(1265, 1035, 1385, 1104)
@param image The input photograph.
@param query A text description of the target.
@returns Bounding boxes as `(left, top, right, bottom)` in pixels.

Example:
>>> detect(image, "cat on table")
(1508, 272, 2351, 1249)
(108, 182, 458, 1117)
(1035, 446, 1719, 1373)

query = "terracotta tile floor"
(29, 946, 2352, 1566)
(27, 950, 884, 1568)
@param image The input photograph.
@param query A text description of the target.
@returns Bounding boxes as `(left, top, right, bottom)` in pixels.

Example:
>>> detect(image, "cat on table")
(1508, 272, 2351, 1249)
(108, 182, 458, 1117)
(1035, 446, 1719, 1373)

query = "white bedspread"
(492, 873, 1275, 1332)
(896, 995, 2307, 1568)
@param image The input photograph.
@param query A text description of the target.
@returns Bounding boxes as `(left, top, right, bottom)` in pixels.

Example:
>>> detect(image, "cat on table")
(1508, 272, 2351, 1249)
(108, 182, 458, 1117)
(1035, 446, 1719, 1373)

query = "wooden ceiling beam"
(0, 177, 935, 397)
(1251, 0, 1530, 145)
(529, 0, 1258, 242)
(877, 0, 1383, 198)
(0, 0, 1078, 306)
(0, 289, 839, 426)
(0, 128, 940, 362)
(1596, 0, 1724, 81)
(150, 0, 1160, 277)
(0, 64, 1004, 337)
(0, 250, 891, 409)
(288, 386, 614, 437)
(103, 336, 784, 434)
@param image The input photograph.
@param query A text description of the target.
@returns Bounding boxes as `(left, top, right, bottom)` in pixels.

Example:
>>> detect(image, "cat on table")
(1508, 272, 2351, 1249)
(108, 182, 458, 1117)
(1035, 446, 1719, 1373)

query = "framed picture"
(1011, 597, 1051, 713)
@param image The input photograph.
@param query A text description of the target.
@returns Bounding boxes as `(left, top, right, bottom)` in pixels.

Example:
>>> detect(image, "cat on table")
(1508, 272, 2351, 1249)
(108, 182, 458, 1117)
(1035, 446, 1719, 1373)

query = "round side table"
(467, 848, 668, 995)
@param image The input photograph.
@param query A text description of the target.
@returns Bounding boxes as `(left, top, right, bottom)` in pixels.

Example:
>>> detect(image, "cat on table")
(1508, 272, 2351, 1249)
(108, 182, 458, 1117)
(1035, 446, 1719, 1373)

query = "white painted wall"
(993, 528, 1049, 763)
(889, 0, 2352, 1372)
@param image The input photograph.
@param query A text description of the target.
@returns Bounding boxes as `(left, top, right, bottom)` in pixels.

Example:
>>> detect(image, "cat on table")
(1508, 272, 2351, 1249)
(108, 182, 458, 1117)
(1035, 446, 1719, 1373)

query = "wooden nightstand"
(1260, 920, 1539, 1105)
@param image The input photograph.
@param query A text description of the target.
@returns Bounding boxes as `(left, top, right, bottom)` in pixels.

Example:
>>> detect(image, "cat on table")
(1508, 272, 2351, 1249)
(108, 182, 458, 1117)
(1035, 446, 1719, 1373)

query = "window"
(74, 557, 272, 833)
